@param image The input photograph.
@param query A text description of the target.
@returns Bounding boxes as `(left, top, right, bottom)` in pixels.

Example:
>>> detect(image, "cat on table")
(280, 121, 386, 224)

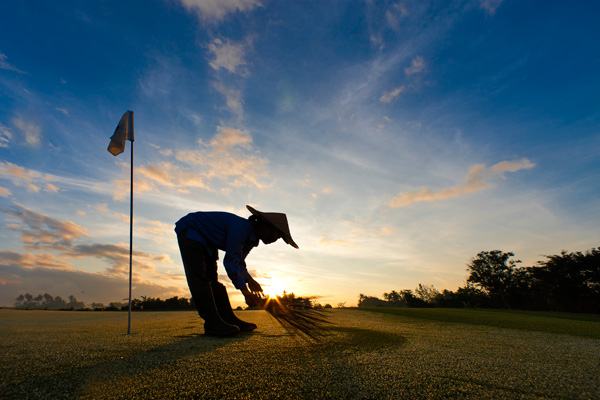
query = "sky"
(0, 0, 599, 309)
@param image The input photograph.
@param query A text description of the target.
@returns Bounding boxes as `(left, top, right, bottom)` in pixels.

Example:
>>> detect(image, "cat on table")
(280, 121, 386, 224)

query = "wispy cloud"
(1, 204, 177, 286)
(12, 116, 41, 147)
(0, 53, 26, 74)
(379, 56, 426, 103)
(389, 158, 535, 207)
(479, 0, 504, 16)
(0, 123, 11, 148)
(208, 38, 249, 75)
(380, 85, 406, 103)
(175, 125, 270, 188)
(178, 0, 262, 24)
(404, 55, 426, 76)
(0, 186, 11, 197)
(4, 203, 88, 251)
(212, 81, 244, 120)
(0, 162, 59, 193)
(0, 251, 72, 270)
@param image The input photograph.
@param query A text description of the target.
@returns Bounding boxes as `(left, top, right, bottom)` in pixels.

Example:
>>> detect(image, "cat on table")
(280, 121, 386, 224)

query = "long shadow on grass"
(0, 333, 252, 400)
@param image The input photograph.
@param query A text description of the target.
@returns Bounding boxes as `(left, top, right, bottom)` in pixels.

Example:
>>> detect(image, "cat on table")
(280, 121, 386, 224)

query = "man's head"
(246, 205, 299, 249)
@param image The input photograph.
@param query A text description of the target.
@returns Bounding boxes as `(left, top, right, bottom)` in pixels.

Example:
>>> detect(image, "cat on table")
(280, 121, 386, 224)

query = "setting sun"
(263, 281, 290, 297)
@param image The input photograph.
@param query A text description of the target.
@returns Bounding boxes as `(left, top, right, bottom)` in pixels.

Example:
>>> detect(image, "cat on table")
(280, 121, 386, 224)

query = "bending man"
(175, 205, 298, 336)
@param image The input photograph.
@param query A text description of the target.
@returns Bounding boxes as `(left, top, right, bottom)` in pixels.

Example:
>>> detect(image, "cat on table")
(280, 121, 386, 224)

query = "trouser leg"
(177, 233, 239, 336)
(211, 282, 257, 332)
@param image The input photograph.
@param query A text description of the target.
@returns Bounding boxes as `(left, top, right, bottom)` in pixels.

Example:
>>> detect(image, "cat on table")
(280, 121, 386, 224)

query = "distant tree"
(467, 250, 521, 309)
(383, 290, 402, 305)
(336, 302, 347, 308)
(527, 248, 600, 313)
(414, 284, 440, 304)
(43, 293, 54, 305)
(358, 293, 388, 307)
(34, 294, 44, 305)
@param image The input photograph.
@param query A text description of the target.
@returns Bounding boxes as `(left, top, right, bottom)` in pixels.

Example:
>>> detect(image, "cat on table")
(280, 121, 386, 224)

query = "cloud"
(166, 125, 270, 189)
(0, 186, 11, 197)
(0, 162, 61, 193)
(0, 53, 26, 74)
(3, 204, 88, 251)
(0, 123, 11, 148)
(0, 251, 72, 270)
(319, 237, 358, 248)
(404, 55, 426, 76)
(389, 158, 535, 207)
(12, 116, 41, 147)
(178, 0, 262, 23)
(479, 0, 503, 15)
(0, 204, 183, 306)
(208, 38, 249, 75)
(137, 162, 210, 190)
(380, 85, 406, 103)
(212, 81, 245, 119)
(63, 243, 172, 276)
(0, 263, 187, 307)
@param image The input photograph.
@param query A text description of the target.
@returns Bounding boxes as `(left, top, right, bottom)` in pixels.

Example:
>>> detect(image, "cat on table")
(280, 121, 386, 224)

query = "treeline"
(359, 247, 600, 314)
(14, 294, 196, 311)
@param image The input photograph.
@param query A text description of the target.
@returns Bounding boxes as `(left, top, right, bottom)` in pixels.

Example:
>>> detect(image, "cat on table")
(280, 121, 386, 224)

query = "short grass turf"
(1, 308, 599, 399)
(357, 307, 600, 340)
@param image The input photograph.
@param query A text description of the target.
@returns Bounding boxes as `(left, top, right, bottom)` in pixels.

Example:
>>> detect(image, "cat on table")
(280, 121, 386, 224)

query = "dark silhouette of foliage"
(466, 250, 521, 309)
(359, 246, 600, 314)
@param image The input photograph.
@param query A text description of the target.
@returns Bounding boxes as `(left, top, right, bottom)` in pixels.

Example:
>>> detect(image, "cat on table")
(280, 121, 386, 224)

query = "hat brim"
(247, 205, 299, 249)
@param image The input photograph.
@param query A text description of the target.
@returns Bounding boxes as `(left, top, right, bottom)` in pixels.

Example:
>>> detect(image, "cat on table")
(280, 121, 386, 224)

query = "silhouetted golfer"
(175, 205, 298, 336)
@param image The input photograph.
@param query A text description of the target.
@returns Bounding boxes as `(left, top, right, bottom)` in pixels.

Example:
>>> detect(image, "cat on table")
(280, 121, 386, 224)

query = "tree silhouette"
(466, 250, 521, 309)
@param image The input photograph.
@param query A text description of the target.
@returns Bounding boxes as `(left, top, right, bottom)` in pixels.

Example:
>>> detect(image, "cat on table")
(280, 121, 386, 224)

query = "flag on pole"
(108, 111, 134, 156)
(107, 110, 135, 334)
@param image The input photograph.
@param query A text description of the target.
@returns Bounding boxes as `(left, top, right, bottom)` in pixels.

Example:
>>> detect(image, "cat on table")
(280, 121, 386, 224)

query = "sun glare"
(263, 281, 289, 297)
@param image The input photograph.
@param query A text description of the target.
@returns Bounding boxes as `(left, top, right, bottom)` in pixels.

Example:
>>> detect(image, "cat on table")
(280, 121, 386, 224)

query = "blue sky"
(0, 0, 598, 308)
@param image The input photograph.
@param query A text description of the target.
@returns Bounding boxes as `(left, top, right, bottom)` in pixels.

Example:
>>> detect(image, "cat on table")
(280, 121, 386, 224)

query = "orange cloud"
(4, 204, 88, 251)
(389, 158, 535, 207)
(0, 251, 72, 270)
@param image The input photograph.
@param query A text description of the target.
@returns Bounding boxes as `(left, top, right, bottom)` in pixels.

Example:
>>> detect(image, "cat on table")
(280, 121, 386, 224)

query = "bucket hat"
(246, 205, 299, 249)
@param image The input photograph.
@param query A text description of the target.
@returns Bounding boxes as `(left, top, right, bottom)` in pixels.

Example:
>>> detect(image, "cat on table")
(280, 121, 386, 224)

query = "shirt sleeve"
(223, 224, 252, 290)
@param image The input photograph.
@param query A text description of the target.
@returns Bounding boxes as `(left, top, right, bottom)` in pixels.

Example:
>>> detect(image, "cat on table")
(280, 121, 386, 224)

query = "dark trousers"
(177, 231, 218, 312)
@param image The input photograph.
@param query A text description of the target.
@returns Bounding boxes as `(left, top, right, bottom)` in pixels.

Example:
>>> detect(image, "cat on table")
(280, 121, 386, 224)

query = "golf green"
(1, 308, 598, 399)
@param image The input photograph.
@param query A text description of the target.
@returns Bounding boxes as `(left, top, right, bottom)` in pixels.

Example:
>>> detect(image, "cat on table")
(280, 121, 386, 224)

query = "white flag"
(108, 111, 134, 156)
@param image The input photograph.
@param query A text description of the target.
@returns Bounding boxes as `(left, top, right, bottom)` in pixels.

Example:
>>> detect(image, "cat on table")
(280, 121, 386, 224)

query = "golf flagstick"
(107, 111, 135, 334)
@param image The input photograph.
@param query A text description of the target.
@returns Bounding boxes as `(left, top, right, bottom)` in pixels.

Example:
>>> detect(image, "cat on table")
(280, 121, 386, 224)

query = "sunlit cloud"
(124, 126, 269, 197)
(4, 204, 89, 251)
(0, 186, 11, 197)
(389, 158, 535, 207)
(64, 243, 171, 276)
(179, 0, 262, 24)
(12, 116, 41, 147)
(175, 125, 271, 188)
(0, 162, 66, 194)
(0, 251, 72, 270)
(137, 162, 210, 190)
(208, 38, 249, 75)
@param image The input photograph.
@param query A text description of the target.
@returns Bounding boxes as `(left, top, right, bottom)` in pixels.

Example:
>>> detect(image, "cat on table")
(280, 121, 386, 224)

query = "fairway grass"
(1, 308, 598, 399)
(357, 307, 600, 340)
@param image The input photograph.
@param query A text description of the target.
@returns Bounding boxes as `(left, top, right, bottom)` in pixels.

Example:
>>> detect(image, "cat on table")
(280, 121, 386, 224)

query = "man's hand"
(247, 277, 263, 297)
(241, 288, 262, 308)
